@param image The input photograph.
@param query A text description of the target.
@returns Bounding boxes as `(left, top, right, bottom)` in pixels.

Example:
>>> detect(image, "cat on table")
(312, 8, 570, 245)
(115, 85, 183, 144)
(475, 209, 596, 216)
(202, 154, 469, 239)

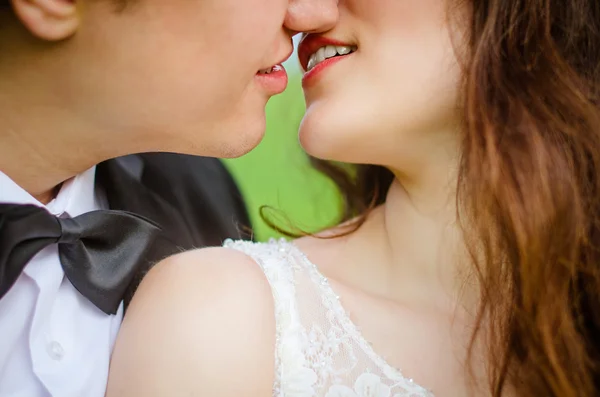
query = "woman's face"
(297, 0, 465, 171)
(45, 0, 338, 157)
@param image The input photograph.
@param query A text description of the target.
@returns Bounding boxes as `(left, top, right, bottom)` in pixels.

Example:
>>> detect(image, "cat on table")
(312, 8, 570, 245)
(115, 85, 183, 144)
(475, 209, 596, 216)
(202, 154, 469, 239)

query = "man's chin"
(198, 128, 267, 160)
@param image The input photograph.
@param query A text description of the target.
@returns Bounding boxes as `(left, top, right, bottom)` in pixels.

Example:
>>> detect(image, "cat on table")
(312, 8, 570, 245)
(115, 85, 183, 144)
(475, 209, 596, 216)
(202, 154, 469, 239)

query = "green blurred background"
(223, 71, 341, 241)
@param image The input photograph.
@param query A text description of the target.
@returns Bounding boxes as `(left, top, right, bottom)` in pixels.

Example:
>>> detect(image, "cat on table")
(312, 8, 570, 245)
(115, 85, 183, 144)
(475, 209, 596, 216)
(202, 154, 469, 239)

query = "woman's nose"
(284, 0, 339, 34)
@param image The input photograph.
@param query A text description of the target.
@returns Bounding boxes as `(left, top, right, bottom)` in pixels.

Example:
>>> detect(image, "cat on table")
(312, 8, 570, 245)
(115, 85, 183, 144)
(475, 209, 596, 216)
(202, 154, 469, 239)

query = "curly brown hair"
(267, 1, 600, 396)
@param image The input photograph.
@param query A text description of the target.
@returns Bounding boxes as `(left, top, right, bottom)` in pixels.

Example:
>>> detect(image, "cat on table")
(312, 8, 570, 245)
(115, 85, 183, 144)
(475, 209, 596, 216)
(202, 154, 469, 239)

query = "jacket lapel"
(96, 156, 196, 250)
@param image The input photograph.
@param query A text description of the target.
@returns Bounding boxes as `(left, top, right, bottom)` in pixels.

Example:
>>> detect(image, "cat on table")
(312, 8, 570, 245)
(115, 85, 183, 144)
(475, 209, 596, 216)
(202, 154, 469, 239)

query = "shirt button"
(47, 341, 65, 361)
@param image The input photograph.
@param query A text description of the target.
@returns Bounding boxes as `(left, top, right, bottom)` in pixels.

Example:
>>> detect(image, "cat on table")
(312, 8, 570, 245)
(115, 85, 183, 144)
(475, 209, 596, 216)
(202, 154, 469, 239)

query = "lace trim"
(289, 242, 433, 395)
(225, 238, 434, 396)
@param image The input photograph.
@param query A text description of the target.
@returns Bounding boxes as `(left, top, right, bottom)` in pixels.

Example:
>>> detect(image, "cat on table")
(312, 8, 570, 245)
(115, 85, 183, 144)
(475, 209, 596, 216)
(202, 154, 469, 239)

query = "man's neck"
(0, 78, 111, 203)
(0, 117, 101, 204)
(35, 183, 64, 205)
(0, 33, 108, 204)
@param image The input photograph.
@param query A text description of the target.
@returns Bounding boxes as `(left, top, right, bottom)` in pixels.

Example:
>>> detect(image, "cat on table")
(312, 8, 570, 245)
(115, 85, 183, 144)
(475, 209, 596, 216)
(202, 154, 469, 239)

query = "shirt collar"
(0, 166, 98, 217)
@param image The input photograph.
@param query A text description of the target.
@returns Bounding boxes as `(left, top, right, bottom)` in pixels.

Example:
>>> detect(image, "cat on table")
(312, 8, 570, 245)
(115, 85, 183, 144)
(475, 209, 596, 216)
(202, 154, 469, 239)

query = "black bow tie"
(0, 203, 163, 314)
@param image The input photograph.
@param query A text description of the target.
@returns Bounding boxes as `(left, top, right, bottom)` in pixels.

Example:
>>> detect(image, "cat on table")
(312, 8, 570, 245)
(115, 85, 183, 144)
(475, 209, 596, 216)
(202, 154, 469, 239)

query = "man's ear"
(10, 0, 79, 41)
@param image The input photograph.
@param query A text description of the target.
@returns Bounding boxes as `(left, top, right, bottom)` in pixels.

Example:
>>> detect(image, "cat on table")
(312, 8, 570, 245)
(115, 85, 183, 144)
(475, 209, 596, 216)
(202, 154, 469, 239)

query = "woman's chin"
(298, 119, 331, 160)
(299, 109, 368, 163)
(299, 128, 357, 164)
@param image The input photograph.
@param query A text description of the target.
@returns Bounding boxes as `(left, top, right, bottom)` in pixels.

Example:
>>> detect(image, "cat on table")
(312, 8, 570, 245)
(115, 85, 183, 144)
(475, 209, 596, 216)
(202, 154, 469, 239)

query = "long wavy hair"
(269, 1, 600, 396)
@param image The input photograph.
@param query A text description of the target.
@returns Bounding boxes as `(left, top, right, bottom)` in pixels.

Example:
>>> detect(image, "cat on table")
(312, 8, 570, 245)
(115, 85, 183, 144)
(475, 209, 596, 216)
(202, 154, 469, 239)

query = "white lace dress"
(224, 238, 435, 397)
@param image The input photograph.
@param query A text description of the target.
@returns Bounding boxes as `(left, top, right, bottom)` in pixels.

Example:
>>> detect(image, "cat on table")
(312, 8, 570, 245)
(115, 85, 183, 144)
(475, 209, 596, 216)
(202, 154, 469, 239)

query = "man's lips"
(258, 47, 294, 74)
(298, 35, 355, 72)
(255, 64, 288, 95)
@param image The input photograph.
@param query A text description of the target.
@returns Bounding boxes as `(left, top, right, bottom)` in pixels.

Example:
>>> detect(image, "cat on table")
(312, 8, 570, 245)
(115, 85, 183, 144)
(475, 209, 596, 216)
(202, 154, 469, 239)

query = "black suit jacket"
(96, 153, 252, 307)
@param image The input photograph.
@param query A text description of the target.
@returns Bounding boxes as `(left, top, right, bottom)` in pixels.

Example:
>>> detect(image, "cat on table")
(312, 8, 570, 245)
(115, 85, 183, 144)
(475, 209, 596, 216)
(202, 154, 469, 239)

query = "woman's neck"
(377, 162, 477, 312)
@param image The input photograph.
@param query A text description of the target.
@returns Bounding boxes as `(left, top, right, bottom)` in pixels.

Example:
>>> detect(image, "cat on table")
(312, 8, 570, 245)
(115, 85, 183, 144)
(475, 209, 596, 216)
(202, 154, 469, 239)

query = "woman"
(106, 0, 600, 396)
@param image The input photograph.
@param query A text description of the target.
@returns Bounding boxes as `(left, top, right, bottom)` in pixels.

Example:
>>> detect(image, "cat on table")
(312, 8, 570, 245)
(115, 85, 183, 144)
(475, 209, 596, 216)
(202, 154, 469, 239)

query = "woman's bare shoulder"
(106, 246, 276, 397)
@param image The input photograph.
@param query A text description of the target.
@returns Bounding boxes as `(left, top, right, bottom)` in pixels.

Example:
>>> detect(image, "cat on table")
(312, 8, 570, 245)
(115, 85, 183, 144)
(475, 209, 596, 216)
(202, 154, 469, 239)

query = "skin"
(0, 0, 337, 202)
(108, 0, 496, 395)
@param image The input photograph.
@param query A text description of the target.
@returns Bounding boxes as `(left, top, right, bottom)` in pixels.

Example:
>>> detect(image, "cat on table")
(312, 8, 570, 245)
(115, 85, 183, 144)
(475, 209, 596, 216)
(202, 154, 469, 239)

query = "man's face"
(53, 0, 295, 157)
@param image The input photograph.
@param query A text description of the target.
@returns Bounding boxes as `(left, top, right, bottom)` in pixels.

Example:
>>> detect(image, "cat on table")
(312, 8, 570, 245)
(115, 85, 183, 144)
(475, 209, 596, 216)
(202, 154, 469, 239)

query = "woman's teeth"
(306, 45, 357, 72)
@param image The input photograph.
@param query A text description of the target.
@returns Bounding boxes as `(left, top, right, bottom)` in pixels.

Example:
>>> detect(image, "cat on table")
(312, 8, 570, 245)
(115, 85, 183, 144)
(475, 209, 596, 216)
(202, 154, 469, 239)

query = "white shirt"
(0, 167, 124, 397)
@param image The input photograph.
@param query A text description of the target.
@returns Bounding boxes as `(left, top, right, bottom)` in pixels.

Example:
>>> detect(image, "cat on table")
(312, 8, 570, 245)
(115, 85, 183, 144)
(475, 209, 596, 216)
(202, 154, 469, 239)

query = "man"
(0, 0, 337, 396)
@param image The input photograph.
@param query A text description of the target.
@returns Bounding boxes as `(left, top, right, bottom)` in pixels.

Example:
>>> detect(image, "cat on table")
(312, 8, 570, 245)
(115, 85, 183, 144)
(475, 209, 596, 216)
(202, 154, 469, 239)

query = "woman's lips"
(301, 53, 354, 89)
(298, 35, 356, 89)
(255, 64, 288, 95)
(298, 35, 355, 71)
